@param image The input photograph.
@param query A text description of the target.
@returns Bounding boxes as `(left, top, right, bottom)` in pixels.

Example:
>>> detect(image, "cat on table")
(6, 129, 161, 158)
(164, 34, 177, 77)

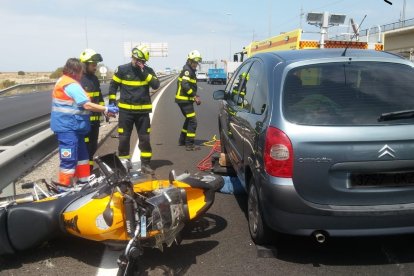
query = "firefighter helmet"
(132, 45, 150, 61)
(188, 50, 202, 63)
(79, 49, 103, 63)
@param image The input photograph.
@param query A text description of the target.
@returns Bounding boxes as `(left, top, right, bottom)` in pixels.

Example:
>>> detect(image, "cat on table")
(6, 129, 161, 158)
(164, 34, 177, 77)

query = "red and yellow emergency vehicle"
(242, 28, 384, 58)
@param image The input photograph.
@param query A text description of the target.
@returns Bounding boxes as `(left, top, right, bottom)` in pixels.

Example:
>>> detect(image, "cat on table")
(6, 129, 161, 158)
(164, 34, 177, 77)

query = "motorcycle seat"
(6, 193, 79, 252)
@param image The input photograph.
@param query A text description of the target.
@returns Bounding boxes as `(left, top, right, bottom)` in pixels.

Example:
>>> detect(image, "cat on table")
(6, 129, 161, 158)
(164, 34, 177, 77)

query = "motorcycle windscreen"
(97, 153, 128, 178)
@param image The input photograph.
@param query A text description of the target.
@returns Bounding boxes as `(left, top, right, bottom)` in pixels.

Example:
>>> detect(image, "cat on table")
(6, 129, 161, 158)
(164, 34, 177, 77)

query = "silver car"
(213, 49, 414, 244)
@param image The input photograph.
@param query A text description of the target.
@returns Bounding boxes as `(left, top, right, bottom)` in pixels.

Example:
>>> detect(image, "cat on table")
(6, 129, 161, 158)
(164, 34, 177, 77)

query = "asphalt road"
(3, 80, 414, 275)
(0, 84, 110, 130)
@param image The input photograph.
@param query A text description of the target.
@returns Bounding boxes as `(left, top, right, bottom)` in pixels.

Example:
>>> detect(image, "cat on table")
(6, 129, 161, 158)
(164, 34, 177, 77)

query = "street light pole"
(226, 12, 232, 61)
(402, 0, 406, 26)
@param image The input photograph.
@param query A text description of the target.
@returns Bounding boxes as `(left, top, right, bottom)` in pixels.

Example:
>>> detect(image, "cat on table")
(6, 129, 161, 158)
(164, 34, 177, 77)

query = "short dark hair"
(63, 58, 83, 78)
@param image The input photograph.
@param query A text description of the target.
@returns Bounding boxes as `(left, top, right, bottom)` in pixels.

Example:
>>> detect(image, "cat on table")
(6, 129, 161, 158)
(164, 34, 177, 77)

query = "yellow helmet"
(188, 50, 202, 63)
(79, 49, 103, 63)
(132, 45, 150, 61)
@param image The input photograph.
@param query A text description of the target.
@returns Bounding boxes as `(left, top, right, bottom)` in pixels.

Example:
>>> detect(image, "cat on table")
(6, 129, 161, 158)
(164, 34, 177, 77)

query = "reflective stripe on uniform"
(109, 94, 117, 100)
(176, 95, 195, 101)
(180, 76, 197, 84)
(176, 76, 196, 101)
(53, 98, 74, 105)
(87, 91, 100, 97)
(119, 155, 131, 159)
(77, 159, 89, 166)
(186, 132, 196, 138)
(145, 74, 153, 82)
(140, 152, 152, 158)
(181, 129, 187, 133)
(84, 137, 90, 143)
(52, 106, 89, 115)
(118, 128, 124, 133)
(99, 101, 105, 106)
(147, 128, 151, 133)
(113, 75, 150, 87)
(118, 102, 152, 110)
(90, 116, 101, 121)
(186, 112, 196, 118)
(60, 168, 75, 174)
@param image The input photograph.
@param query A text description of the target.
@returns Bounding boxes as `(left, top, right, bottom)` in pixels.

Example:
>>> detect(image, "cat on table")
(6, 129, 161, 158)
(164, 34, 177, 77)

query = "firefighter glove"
(106, 104, 119, 114)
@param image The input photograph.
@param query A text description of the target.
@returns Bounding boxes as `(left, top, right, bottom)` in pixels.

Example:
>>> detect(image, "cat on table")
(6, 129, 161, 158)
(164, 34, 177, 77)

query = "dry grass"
(0, 72, 52, 84)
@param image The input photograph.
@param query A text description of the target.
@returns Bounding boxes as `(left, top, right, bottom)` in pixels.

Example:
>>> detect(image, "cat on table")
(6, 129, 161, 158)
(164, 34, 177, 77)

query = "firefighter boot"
(185, 144, 201, 151)
(178, 132, 186, 146)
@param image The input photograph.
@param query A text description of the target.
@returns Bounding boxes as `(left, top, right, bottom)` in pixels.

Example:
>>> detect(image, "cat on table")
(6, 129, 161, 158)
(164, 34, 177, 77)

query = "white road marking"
(131, 77, 177, 164)
(96, 77, 176, 276)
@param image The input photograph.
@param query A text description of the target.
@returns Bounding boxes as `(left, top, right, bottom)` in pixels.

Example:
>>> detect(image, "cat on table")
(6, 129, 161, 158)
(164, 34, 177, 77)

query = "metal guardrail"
(331, 17, 414, 41)
(360, 17, 414, 36)
(0, 74, 177, 194)
(0, 82, 55, 96)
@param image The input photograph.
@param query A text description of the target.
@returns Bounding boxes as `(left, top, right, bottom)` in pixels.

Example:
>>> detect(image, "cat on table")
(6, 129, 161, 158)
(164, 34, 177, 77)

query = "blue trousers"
(56, 132, 90, 185)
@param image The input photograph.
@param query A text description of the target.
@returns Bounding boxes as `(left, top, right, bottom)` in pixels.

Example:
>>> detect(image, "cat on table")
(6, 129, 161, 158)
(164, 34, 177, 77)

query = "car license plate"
(350, 172, 414, 188)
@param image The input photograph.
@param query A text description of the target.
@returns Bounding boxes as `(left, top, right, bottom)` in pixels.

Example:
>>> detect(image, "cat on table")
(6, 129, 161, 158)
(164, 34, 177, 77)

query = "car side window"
(242, 61, 265, 114)
(227, 62, 251, 105)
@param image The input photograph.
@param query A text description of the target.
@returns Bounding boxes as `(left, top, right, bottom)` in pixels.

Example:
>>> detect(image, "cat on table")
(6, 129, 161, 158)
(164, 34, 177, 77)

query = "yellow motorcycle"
(0, 153, 223, 275)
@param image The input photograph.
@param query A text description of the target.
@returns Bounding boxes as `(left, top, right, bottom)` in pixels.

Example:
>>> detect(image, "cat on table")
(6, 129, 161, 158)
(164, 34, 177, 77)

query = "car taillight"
(264, 126, 293, 178)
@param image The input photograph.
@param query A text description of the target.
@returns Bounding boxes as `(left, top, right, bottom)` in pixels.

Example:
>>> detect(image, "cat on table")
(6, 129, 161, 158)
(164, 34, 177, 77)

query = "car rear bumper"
(260, 177, 414, 237)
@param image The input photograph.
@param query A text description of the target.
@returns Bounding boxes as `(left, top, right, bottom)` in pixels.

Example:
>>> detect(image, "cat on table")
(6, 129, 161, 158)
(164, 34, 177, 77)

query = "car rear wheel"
(248, 178, 271, 245)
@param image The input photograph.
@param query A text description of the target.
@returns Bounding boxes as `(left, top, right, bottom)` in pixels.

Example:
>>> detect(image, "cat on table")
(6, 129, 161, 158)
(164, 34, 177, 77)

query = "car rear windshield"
(283, 61, 414, 126)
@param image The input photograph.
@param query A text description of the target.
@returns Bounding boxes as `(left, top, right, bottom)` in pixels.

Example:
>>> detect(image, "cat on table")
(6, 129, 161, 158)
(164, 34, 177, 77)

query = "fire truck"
(235, 28, 385, 62)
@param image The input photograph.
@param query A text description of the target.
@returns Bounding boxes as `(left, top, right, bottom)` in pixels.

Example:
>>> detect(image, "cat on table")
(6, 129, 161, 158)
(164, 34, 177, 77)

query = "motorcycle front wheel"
(117, 259, 141, 276)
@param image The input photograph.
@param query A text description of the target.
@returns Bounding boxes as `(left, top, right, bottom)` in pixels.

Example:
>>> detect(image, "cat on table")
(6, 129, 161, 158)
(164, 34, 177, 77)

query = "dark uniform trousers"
(178, 103, 197, 146)
(118, 111, 152, 165)
(81, 73, 104, 171)
(85, 123, 100, 170)
(109, 62, 160, 165)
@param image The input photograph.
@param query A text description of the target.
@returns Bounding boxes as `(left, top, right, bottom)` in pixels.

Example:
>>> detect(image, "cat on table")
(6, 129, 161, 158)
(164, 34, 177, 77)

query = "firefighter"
(232, 72, 249, 107)
(51, 58, 119, 192)
(175, 50, 202, 151)
(109, 45, 160, 174)
(79, 49, 105, 171)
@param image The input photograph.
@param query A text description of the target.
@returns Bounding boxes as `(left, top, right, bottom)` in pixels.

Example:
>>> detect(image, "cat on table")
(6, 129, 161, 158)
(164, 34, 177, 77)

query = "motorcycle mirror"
(103, 206, 114, 227)
(168, 170, 176, 184)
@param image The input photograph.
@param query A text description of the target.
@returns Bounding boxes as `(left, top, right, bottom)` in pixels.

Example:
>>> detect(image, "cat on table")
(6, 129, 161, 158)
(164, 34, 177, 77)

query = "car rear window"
(282, 61, 414, 126)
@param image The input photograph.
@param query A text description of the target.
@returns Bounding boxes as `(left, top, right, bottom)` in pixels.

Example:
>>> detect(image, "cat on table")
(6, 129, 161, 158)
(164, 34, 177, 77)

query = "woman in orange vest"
(50, 58, 119, 192)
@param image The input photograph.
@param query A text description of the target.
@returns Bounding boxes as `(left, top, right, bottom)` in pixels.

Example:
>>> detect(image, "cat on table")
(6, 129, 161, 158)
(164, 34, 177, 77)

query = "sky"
(0, 0, 412, 72)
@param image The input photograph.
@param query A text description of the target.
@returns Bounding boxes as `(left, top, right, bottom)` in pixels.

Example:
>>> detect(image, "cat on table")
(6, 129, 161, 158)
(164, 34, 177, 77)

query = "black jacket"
(175, 63, 197, 104)
(109, 62, 160, 113)
(80, 73, 103, 125)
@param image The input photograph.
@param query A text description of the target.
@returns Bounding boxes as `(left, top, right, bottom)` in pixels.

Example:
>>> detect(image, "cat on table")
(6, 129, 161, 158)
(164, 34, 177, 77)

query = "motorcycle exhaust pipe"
(0, 193, 34, 207)
(312, 230, 328, 244)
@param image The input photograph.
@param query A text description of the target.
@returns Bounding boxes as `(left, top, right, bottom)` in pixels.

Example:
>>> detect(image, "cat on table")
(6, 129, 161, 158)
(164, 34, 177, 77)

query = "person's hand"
(106, 104, 119, 114)
(135, 59, 145, 70)
(195, 95, 201, 105)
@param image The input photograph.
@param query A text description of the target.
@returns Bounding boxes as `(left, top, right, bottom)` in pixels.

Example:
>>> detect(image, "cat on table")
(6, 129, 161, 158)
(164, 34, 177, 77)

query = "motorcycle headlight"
(146, 187, 186, 231)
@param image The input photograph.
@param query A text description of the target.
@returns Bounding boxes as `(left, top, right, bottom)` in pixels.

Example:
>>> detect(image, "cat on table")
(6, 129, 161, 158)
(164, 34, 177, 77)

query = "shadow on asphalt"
(223, 189, 414, 267)
(269, 233, 414, 266)
(151, 159, 173, 170)
(138, 240, 219, 276)
(181, 213, 228, 240)
(137, 213, 226, 275)
(0, 235, 105, 271)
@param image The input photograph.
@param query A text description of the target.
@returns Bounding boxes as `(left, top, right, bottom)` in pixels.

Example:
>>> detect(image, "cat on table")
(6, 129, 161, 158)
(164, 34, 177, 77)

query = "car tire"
(248, 178, 272, 245)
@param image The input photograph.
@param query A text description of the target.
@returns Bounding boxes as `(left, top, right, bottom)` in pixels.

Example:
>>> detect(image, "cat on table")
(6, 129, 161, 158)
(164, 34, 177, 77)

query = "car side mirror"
(213, 90, 225, 100)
